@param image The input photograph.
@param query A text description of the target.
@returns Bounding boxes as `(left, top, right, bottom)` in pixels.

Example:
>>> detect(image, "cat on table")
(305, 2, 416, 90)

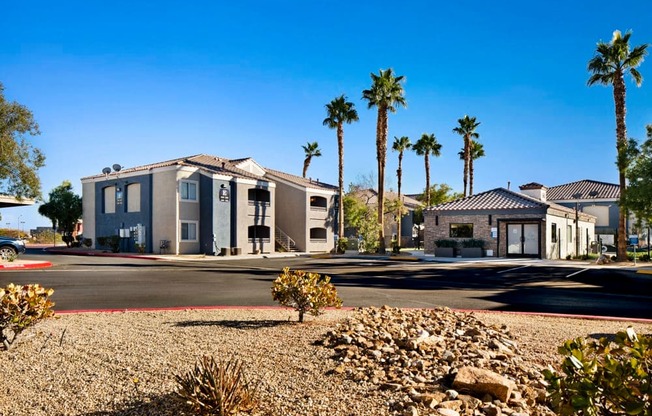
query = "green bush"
(435, 239, 458, 248)
(176, 355, 257, 416)
(271, 267, 342, 322)
(97, 235, 121, 253)
(461, 238, 485, 248)
(543, 327, 651, 415)
(336, 238, 348, 254)
(1, 283, 55, 350)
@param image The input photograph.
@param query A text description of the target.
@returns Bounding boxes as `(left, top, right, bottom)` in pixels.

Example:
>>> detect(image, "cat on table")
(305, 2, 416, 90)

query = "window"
(248, 188, 270, 205)
(310, 227, 327, 240)
(127, 183, 141, 213)
(180, 180, 197, 201)
(180, 221, 198, 241)
(567, 225, 573, 243)
(103, 186, 116, 214)
(551, 223, 557, 243)
(248, 225, 270, 241)
(450, 223, 473, 238)
(309, 196, 327, 210)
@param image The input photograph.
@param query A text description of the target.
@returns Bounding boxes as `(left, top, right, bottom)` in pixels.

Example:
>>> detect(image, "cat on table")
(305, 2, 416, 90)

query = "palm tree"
(588, 30, 648, 261)
(362, 68, 407, 253)
(452, 115, 481, 198)
(413, 133, 442, 207)
(301, 141, 322, 178)
(458, 140, 485, 196)
(323, 95, 359, 243)
(392, 136, 411, 248)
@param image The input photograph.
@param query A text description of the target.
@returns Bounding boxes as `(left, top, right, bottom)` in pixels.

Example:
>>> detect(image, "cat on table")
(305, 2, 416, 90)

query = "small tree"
(1, 283, 55, 350)
(271, 267, 342, 322)
(38, 181, 82, 247)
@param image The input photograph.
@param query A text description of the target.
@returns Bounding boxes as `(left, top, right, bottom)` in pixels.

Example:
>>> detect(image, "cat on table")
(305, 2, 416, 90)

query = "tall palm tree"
(458, 140, 485, 196)
(362, 68, 407, 253)
(392, 136, 411, 248)
(323, 95, 359, 242)
(588, 30, 648, 261)
(452, 115, 481, 198)
(301, 141, 322, 178)
(413, 133, 442, 207)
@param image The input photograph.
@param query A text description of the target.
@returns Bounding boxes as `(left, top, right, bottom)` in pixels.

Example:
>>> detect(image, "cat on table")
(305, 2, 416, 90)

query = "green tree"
(392, 136, 411, 248)
(623, 125, 652, 225)
(413, 183, 463, 224)
(323, 95, 359, 240)
(452, 115, 481, 198)
(343, 190, 380, 253)
(362, 68, 407, 253)
(458, 140, 485, 196)
(588, 30, 648, 261)
(37, 181, 82, 247)
(413, 133, 442, 207)
(0, 82, 45, 200)
(301, 141, 322, 178)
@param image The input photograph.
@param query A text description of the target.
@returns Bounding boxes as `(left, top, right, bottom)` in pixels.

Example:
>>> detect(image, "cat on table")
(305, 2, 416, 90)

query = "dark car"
(0, 236, 26, 258)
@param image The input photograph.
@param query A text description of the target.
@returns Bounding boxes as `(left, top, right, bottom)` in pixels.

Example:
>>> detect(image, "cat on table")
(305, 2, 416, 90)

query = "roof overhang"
(0, 195, 35, 208)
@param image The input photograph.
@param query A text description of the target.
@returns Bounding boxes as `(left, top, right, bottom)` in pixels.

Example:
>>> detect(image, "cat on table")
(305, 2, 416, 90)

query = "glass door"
(507, 223, 540, 257)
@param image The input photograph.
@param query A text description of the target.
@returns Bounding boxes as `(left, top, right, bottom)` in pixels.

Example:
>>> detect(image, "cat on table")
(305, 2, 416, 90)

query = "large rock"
(452, 366, 516, 402)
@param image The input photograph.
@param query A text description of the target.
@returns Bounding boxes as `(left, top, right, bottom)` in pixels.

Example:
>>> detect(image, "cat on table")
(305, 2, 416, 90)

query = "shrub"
(83, 238, 92, 248)
(1, 283, 55, 350)
(461, 238, 485, 248)
(97, 235, 121, 253)
(176, 355, 257, 416)
(135, 243, 146, 254)
(435, 239, 458, 248)
(543, 327, 651, 415)
(271, 267, 342, 322)
(336, 238, 348, 254)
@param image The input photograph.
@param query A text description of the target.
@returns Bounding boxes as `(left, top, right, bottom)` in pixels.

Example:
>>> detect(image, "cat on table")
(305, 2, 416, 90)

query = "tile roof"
(82, 154, 265, 181)
(427, 188, 547, 211)
(263, 167, 337, 191)
(547, 179, 620, 200)
(349, 189, 422, 208)
(519, 182, 546, 190)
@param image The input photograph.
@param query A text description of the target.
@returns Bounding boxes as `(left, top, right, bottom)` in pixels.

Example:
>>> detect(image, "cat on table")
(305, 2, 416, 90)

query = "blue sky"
(2, 1, 652, 231)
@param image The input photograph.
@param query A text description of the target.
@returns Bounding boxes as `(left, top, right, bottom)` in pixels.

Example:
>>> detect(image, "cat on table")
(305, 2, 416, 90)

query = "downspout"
(175, 174, 180, 255)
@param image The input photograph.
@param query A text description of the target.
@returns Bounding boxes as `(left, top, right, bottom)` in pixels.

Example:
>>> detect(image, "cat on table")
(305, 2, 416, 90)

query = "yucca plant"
(175, 355, 258, 415)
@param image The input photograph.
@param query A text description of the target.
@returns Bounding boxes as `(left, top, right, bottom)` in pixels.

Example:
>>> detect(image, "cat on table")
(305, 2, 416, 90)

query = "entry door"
(507, 223, 539, 256)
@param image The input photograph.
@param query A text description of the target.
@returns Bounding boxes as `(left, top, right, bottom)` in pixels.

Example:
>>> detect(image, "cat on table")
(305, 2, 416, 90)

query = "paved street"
(1, 250, 651, 319)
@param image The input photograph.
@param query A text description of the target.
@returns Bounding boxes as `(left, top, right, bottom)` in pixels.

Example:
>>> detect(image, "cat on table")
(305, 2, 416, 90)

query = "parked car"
(0, 236, 26, 258)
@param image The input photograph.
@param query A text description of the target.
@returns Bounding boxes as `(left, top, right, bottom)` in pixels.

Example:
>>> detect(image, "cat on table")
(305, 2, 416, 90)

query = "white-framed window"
(180, 180, 198, 202)
(180, 221, 198, 241)
(127, 183, 141, 212)
(103, 186, 116, 214)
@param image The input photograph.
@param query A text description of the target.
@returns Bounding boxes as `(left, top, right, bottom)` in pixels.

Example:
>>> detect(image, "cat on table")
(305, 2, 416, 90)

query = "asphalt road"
(2, 250, 651, 319)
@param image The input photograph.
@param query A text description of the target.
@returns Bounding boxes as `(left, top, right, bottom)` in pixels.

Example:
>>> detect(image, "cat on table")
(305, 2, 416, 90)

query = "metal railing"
(275, 226, 297, 252)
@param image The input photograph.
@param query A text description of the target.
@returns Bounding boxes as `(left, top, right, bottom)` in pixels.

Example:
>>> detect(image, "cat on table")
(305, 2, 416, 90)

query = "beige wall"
(274, 182, 307, 250)
(233, 180, 275, 254)
(82, 181, 96, 246)
(152, 169, 180, 254)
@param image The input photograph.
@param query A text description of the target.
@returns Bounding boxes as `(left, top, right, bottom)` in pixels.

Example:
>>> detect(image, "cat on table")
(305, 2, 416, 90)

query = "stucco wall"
(274, 182, 307, 250)
(82, 181, 96, 246)
(233, 181, 275, 254)
(152, 169, 180, 254)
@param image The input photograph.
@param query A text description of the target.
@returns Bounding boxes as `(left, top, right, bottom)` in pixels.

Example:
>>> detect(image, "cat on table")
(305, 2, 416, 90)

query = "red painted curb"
(0, 261, 53, 270)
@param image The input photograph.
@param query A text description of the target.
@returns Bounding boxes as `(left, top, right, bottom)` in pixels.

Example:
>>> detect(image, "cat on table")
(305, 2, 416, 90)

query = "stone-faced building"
(424, 183, 596, 259)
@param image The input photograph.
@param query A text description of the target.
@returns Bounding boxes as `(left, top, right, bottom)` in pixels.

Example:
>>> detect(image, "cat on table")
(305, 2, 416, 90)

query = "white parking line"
(566, 268, 588, 278)
(497, 265, 530, 274)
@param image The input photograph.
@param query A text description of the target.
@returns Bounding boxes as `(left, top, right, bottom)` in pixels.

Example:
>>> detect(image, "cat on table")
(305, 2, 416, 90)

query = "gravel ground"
(1, 308, 651, 416)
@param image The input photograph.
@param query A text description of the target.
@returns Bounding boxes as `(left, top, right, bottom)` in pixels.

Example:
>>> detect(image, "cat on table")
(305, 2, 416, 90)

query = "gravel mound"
(1, 308, 650, 416)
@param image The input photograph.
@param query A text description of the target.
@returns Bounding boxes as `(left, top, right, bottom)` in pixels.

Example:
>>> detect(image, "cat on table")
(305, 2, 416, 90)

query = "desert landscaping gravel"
(1, 307, 651, 416)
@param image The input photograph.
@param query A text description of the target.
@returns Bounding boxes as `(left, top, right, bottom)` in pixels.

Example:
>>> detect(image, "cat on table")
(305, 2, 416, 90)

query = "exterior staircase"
(275, 226, 298, 252)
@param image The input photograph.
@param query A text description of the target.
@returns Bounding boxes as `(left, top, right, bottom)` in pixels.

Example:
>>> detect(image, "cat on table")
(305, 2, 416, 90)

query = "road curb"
(0, 261, 53, 270)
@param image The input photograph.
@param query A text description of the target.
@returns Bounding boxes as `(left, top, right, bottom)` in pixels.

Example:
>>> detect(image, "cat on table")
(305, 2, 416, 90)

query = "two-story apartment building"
(81, 154, 337, 255)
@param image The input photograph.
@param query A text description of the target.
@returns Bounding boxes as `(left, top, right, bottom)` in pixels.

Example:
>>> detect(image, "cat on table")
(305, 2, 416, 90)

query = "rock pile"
(321, 306, 556, 416)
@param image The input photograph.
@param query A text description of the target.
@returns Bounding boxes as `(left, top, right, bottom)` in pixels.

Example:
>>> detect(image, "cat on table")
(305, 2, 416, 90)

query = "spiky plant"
(176, 356, 258, 415)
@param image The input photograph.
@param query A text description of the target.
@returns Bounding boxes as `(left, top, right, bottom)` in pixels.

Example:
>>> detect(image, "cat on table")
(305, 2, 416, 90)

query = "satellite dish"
(102, 167, 111, 175)
(112, 164, 122, 172)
